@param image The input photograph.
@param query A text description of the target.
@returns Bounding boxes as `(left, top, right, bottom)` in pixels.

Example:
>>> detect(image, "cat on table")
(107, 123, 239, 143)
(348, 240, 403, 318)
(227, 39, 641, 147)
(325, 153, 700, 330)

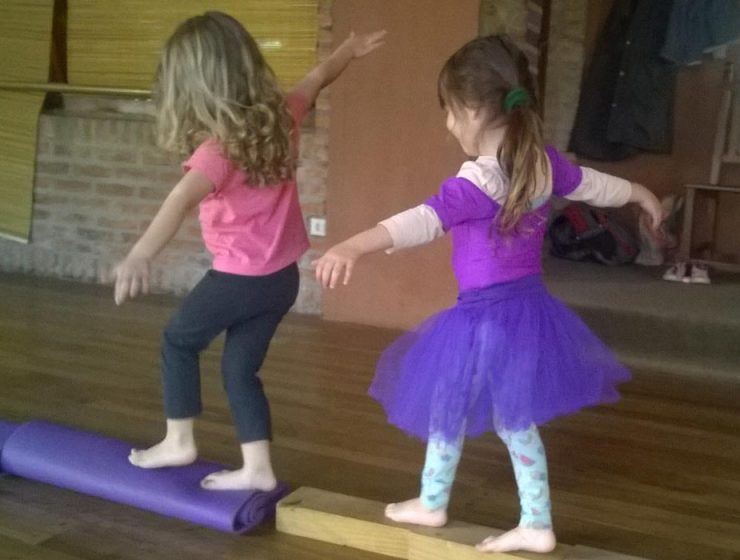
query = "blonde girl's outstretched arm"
(312, 225, 393, 289)
(290, 30, 386, 107)
(110, 171, 212, 305)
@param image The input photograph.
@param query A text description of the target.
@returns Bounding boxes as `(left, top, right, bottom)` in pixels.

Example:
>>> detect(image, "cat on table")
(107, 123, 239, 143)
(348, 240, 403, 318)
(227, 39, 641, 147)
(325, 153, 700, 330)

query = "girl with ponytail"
(314, 35, 662, 553)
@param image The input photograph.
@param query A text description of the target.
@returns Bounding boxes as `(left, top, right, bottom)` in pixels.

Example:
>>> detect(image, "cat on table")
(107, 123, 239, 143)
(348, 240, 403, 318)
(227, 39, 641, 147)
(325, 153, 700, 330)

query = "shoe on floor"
(689, 263, 711, 285)
(663, 262, 687, 282)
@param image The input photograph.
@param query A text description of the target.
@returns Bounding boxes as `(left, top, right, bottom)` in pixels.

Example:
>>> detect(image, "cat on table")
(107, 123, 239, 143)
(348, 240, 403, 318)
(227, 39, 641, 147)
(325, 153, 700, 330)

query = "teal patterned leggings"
(419, 424, 551, 529)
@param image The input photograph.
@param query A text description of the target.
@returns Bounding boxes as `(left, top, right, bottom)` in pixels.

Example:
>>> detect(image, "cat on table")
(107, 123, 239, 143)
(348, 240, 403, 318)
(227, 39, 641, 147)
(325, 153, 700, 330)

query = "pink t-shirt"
(183, 93, 310, 276)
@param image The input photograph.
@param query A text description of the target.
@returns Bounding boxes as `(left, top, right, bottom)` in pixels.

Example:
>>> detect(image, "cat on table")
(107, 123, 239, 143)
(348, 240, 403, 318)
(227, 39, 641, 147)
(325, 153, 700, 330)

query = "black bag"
(548, 203, 638, 265)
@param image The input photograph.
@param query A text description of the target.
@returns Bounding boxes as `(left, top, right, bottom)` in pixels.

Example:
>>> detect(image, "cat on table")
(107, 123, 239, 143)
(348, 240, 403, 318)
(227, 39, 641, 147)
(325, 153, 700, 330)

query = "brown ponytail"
(438, 35, 548, 233)
(497, 102, 548, 232)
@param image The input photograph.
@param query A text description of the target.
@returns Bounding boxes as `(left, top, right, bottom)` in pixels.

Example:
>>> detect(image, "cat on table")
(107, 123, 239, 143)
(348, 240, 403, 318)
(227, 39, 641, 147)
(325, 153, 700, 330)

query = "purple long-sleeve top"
(380, 147, 632, 291)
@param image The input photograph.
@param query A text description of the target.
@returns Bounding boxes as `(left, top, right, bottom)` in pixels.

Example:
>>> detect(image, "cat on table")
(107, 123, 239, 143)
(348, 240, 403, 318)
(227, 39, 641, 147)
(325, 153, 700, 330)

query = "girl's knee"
(161, 320, 210, 353)
(222, 367, 263, 393)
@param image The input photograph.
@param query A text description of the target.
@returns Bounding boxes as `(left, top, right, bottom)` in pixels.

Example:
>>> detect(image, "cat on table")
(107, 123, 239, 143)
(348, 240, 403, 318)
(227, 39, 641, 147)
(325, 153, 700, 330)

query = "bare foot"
(476, 526, 556, 553)
(200, 467, 277, 491)
(384, 498, 447, 527)
(128, 439, 197, 469)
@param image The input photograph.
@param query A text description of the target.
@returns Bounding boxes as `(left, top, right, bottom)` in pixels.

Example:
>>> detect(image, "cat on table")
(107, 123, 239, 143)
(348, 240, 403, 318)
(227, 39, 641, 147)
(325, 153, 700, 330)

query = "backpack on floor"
(548, 203, 638, 265)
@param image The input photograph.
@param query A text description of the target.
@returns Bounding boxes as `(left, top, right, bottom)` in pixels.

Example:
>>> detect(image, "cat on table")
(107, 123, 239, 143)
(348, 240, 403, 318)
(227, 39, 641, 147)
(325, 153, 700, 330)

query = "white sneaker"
(688, 263, 711, 284)
(663, 262, 687, 282)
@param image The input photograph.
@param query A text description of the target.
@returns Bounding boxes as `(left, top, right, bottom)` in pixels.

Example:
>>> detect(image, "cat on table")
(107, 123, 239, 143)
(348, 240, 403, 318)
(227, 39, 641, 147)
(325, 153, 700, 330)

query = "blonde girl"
(112, 11, 384, 491)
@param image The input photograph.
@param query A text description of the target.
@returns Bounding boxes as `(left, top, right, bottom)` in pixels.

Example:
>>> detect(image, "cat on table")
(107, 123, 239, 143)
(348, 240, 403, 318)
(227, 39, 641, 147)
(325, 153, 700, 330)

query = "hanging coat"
(569, 0, 677, 161)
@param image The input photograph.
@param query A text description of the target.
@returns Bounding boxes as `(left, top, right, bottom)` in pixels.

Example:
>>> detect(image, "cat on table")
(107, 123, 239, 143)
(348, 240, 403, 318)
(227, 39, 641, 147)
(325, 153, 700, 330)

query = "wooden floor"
(1, 272, 739, 560)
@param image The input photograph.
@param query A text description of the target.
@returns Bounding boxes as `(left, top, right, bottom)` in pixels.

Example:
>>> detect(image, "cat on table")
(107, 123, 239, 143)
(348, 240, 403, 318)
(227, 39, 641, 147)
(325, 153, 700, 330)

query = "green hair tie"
(503, 87, 530, 113)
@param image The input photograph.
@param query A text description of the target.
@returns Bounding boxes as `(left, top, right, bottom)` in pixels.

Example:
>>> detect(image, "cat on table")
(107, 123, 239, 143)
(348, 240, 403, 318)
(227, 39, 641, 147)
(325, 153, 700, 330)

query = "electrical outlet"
(309, 216, 327, 237)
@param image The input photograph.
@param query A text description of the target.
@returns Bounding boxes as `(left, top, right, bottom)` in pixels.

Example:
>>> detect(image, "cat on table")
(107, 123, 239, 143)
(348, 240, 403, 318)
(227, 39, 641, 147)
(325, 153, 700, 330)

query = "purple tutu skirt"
(369, 274, 630, 441)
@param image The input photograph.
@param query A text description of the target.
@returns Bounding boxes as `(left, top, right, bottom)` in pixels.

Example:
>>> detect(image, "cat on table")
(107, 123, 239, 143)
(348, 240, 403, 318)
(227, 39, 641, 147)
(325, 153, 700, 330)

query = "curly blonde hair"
(153, 11, 294, 186)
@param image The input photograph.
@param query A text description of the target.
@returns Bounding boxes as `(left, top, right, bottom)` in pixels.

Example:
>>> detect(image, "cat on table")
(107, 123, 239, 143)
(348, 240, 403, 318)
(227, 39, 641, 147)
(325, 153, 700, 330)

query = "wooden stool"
(678, 60, 740, 273)
(679, 184, 740, 272)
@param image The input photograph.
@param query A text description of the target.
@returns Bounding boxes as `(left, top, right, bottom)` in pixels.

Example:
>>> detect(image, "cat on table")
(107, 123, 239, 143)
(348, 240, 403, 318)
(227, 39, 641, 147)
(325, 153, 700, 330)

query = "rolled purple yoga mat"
(0, 420, 289, 533)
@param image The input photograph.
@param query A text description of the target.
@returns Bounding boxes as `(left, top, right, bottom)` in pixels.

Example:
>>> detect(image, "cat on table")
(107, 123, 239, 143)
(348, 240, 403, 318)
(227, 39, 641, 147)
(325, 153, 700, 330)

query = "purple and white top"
(380, 146, 632, 291)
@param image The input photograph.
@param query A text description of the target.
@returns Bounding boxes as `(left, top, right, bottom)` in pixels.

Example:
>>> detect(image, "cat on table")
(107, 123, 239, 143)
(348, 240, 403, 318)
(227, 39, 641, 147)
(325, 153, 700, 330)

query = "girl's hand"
(111, 255, 150, 305)
(343, 30, 387, 59)
(312, 225, 393, 289)
(632, 183, 664, 230)
(313, 242, 362, 289)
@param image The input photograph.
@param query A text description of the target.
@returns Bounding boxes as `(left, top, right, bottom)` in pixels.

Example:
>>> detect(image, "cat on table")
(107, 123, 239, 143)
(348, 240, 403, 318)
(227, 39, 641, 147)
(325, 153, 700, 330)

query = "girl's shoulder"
(455, 157, 509, 205)
(185, 138, 234, 170)
(284, 91, 310, 127)
(544, 145, 583, 197)
(454, 145, 582, 206)
(183, 138, 234, 192)
(186, 138, 226, 163)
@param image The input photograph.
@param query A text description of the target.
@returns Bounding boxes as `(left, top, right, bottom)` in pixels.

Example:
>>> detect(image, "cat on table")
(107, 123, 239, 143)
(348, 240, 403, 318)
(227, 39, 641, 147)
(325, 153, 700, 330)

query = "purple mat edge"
(0, 420, 20, 471)
(0, 420, 290, 534)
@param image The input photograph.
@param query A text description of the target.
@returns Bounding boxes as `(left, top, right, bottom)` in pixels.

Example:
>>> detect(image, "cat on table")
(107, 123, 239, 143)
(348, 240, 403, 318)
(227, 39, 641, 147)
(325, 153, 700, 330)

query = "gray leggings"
(160, 264, 298, 442)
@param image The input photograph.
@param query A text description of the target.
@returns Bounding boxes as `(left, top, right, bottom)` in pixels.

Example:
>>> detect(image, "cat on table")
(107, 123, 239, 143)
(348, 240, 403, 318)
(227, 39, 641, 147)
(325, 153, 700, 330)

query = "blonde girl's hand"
(344, 30, 387, 58)
(313, 242, 362, 289)
(111, 255, 150, 305)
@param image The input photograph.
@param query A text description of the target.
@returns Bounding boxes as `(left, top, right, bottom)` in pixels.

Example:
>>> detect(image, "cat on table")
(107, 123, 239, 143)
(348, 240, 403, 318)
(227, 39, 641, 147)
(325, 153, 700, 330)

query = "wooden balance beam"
(276, 487, 649, 560)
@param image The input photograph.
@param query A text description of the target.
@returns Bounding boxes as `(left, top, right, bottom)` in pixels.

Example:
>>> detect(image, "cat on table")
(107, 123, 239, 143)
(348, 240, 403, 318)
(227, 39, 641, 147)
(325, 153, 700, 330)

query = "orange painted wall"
(323, 0, 479, 329)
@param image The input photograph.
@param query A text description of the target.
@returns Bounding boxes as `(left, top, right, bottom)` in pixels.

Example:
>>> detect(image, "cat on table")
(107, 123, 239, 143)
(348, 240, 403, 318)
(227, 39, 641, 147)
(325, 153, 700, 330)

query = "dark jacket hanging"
(568, 0, 677, 161)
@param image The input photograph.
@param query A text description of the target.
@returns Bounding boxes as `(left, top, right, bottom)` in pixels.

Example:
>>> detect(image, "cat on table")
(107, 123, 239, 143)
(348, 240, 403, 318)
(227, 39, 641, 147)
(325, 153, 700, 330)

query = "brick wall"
(0, 0, 332, 314)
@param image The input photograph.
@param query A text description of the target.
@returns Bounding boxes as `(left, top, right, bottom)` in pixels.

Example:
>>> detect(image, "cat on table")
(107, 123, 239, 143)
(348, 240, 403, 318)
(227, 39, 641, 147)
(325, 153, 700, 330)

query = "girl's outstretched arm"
(629, 182, 664, 230)
(110, 171, 212, 305)
(561, 163, 664, 232)
(313, 224, 393, 289)
(290, 30, 386, 107)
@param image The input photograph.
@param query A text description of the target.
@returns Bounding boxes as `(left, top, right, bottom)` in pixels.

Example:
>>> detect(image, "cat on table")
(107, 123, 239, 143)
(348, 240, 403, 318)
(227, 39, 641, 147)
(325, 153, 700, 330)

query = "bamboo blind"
(0, 0, 54, 241)
(0, 0, 55, 82)
(0, 92, 47, 241)
(67, 1, 318, 90)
